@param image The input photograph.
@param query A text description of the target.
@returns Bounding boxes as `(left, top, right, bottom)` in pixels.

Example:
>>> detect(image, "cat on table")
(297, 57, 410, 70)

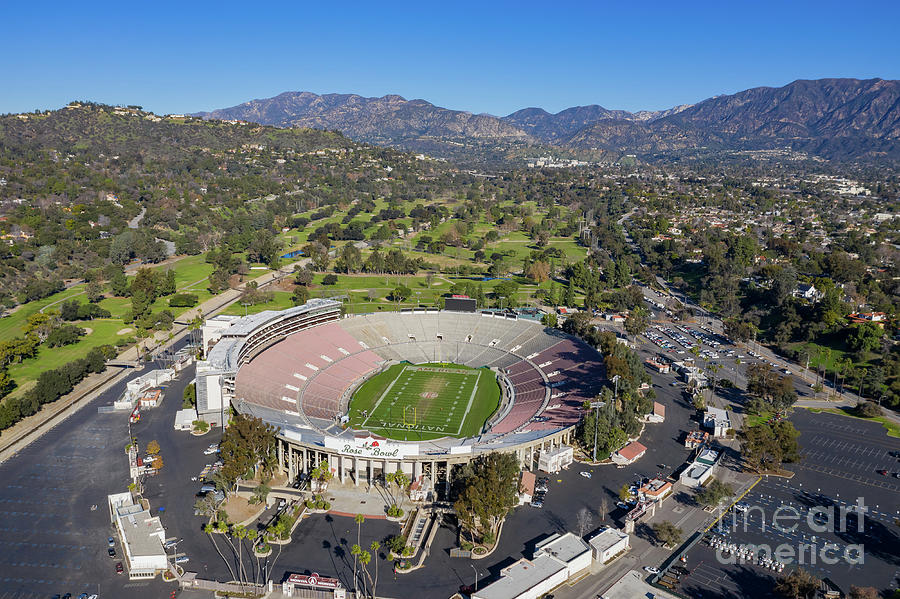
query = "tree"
(740, 420, 800, 472)
(46, 324, 85, 347)
(855, 401, 882, 418)
(391, 284, 411, 303)
(848, 322, 883, 353)
(618, 484, 631, 502)
(652, 521, 682, 547)
(85, 280, 104, 303)
(369, 540, 382, 599)
(541, 312, 558, 328)
(249, 483, 271, 505)
(524, 261, 550, 283)
(453, 453, 519, 541)
(774, 567, 820, 599)
(695, 478, 733, 507)
(291, 285, 310, 306)
(353, 514, 365, 591)
(591, 497, 608, 526)
(151, 455, 164, 471)
(220, 413, 278, 485)
(146, 440, 161, 455)
(848, 587, 881, 599)
(564, 281, 575, 307)
(624, 308, 649, 337)
(724, 318, 755, 342)
(576, 507, 593, 537)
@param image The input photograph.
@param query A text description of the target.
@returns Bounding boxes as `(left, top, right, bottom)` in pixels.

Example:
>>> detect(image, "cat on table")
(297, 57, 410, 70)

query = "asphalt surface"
(673, 408, 900, 598)
(0, 360, 172, 599)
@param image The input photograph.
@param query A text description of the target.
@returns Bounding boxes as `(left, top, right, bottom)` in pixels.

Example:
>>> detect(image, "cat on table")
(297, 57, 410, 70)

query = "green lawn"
(347, 362, 500, 440)
(221, 291, 295, 316)
(6, 319, 134, 396)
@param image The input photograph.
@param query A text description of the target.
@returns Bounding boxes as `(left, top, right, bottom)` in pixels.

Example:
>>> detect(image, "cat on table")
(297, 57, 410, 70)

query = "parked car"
(115, 561, 124, 574)
(643, 566, 660, 574)
(580, 471, 592, 479)
(531, 500, 543, 508)
(107, 536, 115, 548)
(175, 555, 190, 564)
(108, 547, 116, 558)
(877, 469, 888, 476)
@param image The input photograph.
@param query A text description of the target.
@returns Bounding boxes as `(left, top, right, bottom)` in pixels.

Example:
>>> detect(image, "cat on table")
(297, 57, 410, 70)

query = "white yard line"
(455, 370, 481, 436)
(362, 365, 407, 428)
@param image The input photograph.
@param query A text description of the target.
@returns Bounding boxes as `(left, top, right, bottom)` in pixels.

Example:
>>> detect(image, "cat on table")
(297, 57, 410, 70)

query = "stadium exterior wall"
(202, 303, 585, 493)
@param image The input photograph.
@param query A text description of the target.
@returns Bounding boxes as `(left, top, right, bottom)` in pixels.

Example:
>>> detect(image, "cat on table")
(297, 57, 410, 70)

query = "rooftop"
(115, 503, 165, 558)
(534, 532, 590, 564)
(616, 441, 647, 461)
(588, 527, 629, 552)
(474, 555, 565, 599)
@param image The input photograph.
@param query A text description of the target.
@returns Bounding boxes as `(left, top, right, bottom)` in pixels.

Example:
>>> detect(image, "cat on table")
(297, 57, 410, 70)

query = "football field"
(348, 363, 500, 440)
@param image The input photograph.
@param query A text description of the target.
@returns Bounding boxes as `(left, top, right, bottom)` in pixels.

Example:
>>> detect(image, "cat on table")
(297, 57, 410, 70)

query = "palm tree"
(351, 544, 362, 592)
(358, 550, 372, 597)
(204, 523, 237, 582)
(369, 540, 381, 598)
(353, 514, 365, 591)
(232, 524, 248, 591)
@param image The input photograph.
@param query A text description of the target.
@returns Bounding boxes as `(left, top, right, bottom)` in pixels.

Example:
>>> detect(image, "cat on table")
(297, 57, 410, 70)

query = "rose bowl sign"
(324, 436, 418, 459)
(285, 572, 341, 589)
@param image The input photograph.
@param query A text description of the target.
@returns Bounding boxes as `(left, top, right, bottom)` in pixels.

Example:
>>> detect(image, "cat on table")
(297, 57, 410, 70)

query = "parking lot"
(0, 363, 171, 599)
(670, 409, 900, 598)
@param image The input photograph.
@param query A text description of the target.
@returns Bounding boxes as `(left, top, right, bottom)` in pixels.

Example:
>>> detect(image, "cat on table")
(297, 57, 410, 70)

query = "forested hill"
(0, 103, 453, 305)
(0, 103, 354, 160)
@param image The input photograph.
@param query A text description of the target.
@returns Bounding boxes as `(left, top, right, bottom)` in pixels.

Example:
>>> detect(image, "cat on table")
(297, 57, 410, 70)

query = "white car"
(174, 555, 190, 564)
(580, 471, 592, 479)
(643, 566, 660, 574)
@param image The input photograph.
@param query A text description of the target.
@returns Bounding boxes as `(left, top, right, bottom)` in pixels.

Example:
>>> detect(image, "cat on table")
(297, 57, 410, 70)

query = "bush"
(388, 535, 408, 554)
(192, 420, 210, 433)
(855, 402, 883, 418)
(322, 274, 338, 285)
(387, 504, 404, 518)
(169, 293, 199, 308)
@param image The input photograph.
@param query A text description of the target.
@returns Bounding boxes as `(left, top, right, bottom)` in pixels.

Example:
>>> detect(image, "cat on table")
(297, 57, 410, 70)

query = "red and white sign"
(287, 572, 342, 589)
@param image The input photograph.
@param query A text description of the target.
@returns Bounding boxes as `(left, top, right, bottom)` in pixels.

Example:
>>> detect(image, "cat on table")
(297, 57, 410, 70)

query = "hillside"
(197, 79, 900, 163)
(194, 91, 532, 161)
(565, 78, 900, 160)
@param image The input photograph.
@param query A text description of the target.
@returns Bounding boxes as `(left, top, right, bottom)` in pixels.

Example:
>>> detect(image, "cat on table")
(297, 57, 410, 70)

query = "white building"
(108, 492, 167, 579)
(704, 407, 731, 437)
(680, 447, 720, 489)
(118, 369, 175, 408)
(173, 408, 197, 431)
(473, 533, 590, 599)
(588, 527, 630, 564)
(473, 555, 567, 599)
(533, 533, 592, 577)
(644, 401, 665, 423)
(538, 445, 573, 473)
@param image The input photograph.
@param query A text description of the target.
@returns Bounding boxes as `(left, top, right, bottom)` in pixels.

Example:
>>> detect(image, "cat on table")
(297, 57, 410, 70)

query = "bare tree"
(576, 507, 593, 537)
(597, 496, 609, 523)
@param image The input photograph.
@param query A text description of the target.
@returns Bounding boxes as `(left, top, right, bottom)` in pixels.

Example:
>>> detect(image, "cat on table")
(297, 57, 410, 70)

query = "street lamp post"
(471, 564, 479, 591)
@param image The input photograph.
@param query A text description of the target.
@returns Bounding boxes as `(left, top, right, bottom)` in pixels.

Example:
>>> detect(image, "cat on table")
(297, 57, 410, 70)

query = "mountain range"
(195, 78, 900, 163)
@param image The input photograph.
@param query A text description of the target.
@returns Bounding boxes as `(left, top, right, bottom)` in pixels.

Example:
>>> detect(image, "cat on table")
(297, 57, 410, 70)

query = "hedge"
(0, 347, 108, 432)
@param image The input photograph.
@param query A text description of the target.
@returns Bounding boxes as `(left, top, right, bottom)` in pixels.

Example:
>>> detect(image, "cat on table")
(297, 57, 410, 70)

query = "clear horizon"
(1, 0, 898, 117)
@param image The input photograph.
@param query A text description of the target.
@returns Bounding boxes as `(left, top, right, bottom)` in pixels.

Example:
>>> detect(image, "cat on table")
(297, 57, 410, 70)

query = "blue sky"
(1, 0, 898, 116)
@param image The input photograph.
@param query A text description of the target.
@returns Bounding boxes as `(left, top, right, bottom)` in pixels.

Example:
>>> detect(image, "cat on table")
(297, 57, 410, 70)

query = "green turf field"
(348, 362, 501, 440)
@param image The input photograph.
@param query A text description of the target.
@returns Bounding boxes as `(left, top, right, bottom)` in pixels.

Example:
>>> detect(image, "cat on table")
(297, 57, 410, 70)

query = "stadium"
(195, 299, 607, 496)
